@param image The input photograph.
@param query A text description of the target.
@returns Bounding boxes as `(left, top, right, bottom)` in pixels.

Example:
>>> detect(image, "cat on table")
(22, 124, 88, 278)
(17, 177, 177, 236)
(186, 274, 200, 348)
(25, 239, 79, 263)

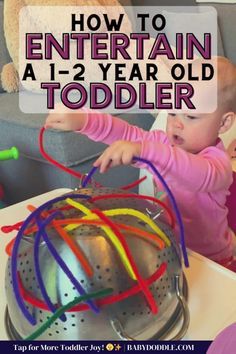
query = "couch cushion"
(0, 92, 154, 166)
(162, 7, 224, 57)
(208, 4, 236, 62)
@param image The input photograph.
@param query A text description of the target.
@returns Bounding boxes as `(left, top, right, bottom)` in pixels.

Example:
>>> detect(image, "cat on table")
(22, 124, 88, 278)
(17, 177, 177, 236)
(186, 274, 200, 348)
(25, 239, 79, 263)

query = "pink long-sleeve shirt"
(80, 111, 233, 262)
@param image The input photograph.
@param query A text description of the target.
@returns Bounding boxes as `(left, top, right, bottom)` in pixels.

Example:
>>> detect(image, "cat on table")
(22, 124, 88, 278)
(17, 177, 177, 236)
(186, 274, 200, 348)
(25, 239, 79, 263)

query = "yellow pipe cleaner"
(66, 205, 170, 247)
(65, 198, 136, 280)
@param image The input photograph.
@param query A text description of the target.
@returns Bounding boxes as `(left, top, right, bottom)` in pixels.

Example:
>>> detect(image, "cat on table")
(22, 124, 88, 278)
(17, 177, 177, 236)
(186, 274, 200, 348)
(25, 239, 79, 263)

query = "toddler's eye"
(169, 113, 176, 117)
(187, 115, 197, 120)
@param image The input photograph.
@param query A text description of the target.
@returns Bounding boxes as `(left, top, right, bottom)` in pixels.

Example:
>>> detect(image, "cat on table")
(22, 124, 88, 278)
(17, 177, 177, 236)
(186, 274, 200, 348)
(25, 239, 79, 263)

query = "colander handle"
(110, 274, 190, 341)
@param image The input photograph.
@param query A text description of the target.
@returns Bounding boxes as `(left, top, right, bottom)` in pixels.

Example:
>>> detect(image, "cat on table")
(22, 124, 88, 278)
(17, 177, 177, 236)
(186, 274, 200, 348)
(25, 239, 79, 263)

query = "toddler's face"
(166, 111, 222, 154)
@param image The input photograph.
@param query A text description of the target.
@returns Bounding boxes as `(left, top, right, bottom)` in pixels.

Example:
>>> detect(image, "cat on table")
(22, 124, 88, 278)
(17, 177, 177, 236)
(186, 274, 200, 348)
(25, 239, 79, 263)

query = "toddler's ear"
(227, 139, 236, 159)
(219, 112, 235, 134)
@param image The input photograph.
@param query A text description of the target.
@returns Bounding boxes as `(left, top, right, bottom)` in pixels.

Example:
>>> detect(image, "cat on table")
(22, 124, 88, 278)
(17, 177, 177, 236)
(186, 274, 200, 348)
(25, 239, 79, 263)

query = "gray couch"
(0, 0, 155, 204)
(0, 0, 236, 204)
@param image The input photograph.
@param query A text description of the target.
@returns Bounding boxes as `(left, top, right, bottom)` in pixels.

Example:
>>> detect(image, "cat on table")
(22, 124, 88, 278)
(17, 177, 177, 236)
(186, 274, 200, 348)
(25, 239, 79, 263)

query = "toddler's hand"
(44, 103, 87, 131)
(94, 140, 141, 173)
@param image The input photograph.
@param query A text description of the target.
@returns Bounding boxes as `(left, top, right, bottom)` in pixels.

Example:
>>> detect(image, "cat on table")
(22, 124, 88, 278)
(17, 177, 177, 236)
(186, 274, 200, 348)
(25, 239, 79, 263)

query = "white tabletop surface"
(0, 189, 236, 341)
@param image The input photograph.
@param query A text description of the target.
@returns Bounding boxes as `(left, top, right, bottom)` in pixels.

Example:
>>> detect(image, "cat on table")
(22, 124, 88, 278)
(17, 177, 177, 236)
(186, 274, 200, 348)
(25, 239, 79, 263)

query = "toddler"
(45, 57, 236, 271)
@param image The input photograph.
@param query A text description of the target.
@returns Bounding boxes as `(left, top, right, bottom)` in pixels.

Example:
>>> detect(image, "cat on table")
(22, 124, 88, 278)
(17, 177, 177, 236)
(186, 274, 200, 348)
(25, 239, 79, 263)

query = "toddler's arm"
(136, 140, 233, 193)
(45, 104, 87, 131)
(78, 109, 166, 145)
(45, 106, 166, 145)
(94, 140, 141, 173)
(94, 137, 232, 193)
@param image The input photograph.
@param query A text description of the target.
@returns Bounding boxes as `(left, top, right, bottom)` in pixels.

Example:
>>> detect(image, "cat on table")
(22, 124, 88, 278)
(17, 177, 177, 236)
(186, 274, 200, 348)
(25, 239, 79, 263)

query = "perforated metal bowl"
(5, 188, 189, 340)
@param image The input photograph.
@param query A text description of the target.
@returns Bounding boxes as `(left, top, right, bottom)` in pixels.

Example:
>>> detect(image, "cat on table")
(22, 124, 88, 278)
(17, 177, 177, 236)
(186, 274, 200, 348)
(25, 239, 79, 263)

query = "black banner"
(0, 341, 212, 354)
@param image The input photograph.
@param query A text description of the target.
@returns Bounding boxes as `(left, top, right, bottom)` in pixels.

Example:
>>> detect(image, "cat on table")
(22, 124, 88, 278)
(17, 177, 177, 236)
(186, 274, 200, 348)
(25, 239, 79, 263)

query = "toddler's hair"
(217, 56, 236, 113)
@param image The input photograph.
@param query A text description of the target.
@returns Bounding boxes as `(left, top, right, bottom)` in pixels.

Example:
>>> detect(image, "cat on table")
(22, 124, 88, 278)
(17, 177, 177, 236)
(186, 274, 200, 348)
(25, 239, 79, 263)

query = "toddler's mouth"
(172, 134, 184, 145)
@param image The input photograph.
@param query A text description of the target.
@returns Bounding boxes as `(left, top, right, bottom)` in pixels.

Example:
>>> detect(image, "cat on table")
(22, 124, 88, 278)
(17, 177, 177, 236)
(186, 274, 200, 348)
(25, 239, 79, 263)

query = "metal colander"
(5, 187, 189, 340)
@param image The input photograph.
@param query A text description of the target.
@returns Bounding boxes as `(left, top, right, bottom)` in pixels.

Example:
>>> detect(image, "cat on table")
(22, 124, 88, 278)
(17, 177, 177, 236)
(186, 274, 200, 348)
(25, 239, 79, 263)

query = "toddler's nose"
(173, 116, 184, 129)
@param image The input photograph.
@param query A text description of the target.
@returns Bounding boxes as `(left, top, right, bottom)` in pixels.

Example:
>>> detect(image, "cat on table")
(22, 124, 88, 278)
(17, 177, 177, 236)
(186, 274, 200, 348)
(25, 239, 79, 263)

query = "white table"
(0, 189, 236, 340)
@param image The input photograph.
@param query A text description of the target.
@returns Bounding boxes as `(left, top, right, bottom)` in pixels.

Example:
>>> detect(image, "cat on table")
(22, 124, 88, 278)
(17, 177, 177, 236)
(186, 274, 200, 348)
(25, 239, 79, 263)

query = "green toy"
(0, 147, 19, 208)
(0, 147, 19, 161)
